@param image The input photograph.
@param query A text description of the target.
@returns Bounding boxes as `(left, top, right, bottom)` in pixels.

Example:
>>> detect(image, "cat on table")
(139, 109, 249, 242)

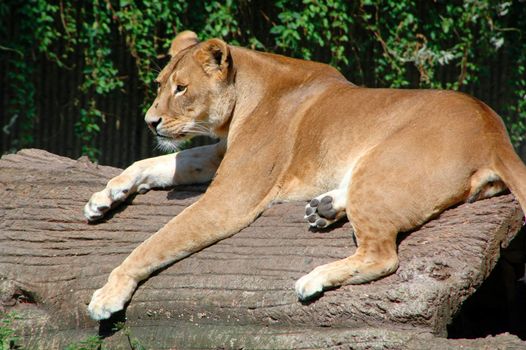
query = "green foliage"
(75, 100, 104, 160)
(0, 312, 146, 349)
(505, 2, 526, 146)
(2, 2, 38, 151)
(1, 0, 525, 161)
(63, 336, 103, 350)
(113, 322, 146, 350)
(0, 313, 20, 350)
(108, 0, 187, 104)
(271, 0, 351, 67)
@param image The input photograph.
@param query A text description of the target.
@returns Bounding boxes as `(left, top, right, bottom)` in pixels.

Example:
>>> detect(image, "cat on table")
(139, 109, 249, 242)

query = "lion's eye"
(174, 85, 187, 96)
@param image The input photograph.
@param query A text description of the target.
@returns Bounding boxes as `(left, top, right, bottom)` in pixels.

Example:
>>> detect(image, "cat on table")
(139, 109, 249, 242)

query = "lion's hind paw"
(304, 190, 346, 229)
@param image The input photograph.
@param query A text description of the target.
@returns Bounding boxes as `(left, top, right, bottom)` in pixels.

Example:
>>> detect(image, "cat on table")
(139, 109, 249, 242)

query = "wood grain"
(1, 149, 525, 349)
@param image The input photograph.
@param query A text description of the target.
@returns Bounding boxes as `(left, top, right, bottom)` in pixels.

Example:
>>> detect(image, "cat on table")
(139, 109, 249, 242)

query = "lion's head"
(145, 31, 235, 151)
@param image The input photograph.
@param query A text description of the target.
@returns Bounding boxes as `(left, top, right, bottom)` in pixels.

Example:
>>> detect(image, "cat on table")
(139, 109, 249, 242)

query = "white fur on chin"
(156, 137, 182, 153)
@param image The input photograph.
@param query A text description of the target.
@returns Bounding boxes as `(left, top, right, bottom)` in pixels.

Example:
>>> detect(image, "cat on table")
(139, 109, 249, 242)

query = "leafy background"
(1, 0, 525, 167)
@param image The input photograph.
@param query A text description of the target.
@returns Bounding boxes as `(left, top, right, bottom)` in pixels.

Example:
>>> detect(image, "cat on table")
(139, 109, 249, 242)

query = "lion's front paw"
(88, 274, 137, 320)
(84, 183, 132, 221)
(84, 190, 113, 221)
(295, 268, 326, 301)
(88, 287, 125, 320)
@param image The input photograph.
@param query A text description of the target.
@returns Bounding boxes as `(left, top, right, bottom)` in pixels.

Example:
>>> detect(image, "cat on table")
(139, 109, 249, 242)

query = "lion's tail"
(493, 143, 526, 215)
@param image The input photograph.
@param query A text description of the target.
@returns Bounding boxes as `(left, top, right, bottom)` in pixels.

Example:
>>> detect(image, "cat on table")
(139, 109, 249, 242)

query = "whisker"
(155, 138, 181, 153)
(181, 122, 211, 135)
(187, 128, 211, 135)
(186, 124, 210, 131)
(152, 60, 162, 72)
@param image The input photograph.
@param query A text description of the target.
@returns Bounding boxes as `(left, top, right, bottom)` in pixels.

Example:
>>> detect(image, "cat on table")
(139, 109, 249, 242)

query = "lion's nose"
(146, 117, 162, 132)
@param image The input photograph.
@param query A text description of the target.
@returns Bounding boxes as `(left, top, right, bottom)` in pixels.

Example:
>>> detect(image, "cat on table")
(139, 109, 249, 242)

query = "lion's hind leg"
(295, 222, 399, 300)
(304, 189, 347, 229)
(296, 131, 477, 301)
(296, 162, 409, 301)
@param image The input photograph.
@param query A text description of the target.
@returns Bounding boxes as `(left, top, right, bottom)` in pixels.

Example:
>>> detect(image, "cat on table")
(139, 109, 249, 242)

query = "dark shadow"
(396, 231, 412, 245)
(298, 283, 346, 305)
(308, 218, 349, 233)
(13, 288, 37, 305)
(448, 226, 526, 340)
(96, 262, 178, 338)
(98, 308, 128, 338)
(87, 193, 139, 225)
(298, 291, 324, 305)
(166, 183, 209, 200)
(308, 219, 413, 248)
(87, 184, 209, 224)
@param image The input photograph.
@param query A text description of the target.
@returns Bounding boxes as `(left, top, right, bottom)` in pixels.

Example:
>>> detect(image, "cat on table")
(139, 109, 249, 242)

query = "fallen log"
(1, 149, 525, 349)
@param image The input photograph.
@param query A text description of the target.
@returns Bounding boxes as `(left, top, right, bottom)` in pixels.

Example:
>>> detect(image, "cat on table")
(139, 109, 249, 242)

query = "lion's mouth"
(156, 132, 187, 140)
(155, 133, 172, 139)
(154, 131, 192, 152)
(153, 121, 210, 143)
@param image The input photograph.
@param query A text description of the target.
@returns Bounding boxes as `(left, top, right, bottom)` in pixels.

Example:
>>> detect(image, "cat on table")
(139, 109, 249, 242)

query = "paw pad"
(317, 196, 338, 220)
(304, 192, 346, 229)
(305, 195, 336, 229)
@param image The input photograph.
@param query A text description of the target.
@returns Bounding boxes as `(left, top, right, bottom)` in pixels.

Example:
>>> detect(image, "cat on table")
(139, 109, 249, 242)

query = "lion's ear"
(193, 39, 231, 79)
(169, 31, 199, 57)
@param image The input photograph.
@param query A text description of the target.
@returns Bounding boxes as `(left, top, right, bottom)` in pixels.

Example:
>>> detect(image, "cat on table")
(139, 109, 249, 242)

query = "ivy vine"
(1, 0, 525, 161)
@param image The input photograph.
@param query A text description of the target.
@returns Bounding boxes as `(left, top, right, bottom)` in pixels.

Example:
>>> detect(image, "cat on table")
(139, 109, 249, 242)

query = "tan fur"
(86, 32, 526, 320)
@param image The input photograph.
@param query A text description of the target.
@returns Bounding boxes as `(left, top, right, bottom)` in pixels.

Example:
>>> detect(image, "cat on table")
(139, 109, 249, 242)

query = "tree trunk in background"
(1, 149, 526, 349)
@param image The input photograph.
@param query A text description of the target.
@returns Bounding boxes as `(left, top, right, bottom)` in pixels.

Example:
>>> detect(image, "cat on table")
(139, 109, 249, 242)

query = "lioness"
(85, 31, 526, 320)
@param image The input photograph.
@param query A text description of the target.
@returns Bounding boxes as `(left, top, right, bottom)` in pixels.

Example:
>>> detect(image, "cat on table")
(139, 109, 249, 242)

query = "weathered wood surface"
(1, 149, 526, 349)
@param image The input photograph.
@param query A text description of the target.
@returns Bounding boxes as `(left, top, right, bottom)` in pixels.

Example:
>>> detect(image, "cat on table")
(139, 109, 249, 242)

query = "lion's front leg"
(84, 142, 224, 221)
(87, 151, 279, 320)
(87, 191, 275, 320)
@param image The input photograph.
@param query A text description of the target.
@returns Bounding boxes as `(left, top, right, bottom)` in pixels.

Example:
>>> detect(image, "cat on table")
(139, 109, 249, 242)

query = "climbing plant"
(1, 0, 525, 161)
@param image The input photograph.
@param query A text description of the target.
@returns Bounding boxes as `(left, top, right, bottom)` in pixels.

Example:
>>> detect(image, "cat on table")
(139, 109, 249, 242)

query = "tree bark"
(1, 149, 525, 349)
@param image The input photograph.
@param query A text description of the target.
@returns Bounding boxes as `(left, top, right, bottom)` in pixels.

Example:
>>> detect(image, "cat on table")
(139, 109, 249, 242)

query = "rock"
(0, 149, 525, 349)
